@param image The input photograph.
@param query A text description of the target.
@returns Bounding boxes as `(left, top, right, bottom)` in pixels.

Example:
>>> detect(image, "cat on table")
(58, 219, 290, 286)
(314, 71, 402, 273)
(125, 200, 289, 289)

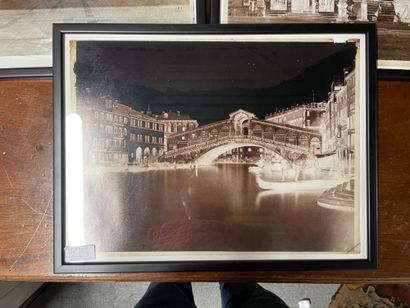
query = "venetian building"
(76, 93, 164, 165)
(158, 111, 199, 152)
(77, 94, 129, 165)
(126, 107, 164, 164)
(324, 69, 355, 170)
(265, 103, 326, 153)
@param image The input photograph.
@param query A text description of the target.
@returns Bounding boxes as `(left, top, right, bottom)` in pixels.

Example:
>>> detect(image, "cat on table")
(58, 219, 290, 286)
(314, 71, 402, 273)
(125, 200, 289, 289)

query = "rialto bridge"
(159, 109, 322, 165)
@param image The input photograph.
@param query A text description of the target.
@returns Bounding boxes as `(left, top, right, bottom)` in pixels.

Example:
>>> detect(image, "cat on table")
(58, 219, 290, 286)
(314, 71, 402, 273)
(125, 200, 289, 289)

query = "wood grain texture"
(0, 78, 409, 283)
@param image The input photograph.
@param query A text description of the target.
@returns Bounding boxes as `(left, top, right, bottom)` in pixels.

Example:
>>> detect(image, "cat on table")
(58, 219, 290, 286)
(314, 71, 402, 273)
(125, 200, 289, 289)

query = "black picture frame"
(378, 69, 410, 81)
(53, 23, 378, 274)
(196, 0, 207, 24)
(210, 0, 222, 24)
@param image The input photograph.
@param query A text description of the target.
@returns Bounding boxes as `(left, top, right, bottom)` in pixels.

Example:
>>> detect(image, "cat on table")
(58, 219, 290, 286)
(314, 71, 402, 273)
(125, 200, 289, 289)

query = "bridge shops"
(163, 109, 322, 164)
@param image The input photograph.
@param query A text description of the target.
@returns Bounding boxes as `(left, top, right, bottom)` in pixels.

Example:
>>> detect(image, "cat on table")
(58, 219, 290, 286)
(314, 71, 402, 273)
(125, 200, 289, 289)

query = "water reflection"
(83, 164, 354, 253)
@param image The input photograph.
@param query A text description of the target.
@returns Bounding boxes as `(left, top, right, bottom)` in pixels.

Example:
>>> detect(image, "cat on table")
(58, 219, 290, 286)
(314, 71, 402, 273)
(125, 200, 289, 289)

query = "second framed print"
(213, 0, 410, 72)
(54, 24, 377, 273)
(0, 0, 204, 69)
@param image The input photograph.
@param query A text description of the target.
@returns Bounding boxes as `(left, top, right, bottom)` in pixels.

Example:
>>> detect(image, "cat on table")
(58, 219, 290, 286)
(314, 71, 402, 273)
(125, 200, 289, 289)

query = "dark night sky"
(75, 40, 356, 124)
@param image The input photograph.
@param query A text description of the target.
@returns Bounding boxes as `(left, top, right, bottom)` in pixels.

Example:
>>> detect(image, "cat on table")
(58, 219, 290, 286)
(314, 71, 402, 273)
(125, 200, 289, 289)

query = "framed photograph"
(54, 24, 377, 273)
(212, 0, 410, 72)
(0, 0, 204, 70)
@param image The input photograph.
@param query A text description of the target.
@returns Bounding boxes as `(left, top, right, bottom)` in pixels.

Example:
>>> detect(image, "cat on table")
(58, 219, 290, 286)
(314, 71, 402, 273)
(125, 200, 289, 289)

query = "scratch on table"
(42, 193, 52, 213)
(22, 198, 52, 217)
(8, 193, 52, 272)
(2, 166, 13, 188)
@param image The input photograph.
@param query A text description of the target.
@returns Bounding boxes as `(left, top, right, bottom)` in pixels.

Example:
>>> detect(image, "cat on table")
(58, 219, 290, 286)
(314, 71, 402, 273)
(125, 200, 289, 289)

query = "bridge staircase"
(265, 9, 288, 16)
(367, 0, 381, 21)
(378, 0, 396, 21)
(318, 11, 337, 18)
(317, 179, 354, 211)
(281, 11, 337, 20)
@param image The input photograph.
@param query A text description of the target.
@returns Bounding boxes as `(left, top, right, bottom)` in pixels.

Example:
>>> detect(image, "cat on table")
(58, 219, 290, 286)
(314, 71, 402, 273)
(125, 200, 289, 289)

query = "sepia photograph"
(0, 0, 199, 68)
(216, 0, 410, 70)
(54, 25, 377, 271)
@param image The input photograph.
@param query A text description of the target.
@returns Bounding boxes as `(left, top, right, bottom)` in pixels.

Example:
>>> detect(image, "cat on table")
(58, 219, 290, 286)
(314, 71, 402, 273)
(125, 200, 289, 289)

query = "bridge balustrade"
(162, 133, 314, 160)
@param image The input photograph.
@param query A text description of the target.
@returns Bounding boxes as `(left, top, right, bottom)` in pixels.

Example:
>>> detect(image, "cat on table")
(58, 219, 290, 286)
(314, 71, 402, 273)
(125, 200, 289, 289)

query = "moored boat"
(255, 174, 344, 192)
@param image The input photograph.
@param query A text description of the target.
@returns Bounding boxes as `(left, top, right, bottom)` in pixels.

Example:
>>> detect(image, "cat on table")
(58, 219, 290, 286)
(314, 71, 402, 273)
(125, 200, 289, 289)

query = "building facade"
(157, 111, 199, 152)
(265, 101, 328, 130)
(332, 69, 355, 166)
(264, 68, 356, 168)
(77, 94, 165, 165)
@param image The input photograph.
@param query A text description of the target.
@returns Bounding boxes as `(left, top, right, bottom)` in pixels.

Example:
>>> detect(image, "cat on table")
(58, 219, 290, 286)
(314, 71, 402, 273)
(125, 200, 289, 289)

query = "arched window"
(210, 128, 218, 138)
(221, 125, 229, 136)
(263, 127, 274, 139)
(144, 147, 150, 157)
(274, 129, 286, 142)
(299, 134, 309, 148)
(136, 147, 142, 163)
(253, 125, 262, 137)
(286, 132, 297, 145)
(310, 137, 321, 154)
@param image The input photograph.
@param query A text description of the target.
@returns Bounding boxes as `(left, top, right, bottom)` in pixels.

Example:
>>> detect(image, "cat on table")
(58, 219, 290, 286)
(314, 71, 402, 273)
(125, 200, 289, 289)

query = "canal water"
(83, 164, 354, 253)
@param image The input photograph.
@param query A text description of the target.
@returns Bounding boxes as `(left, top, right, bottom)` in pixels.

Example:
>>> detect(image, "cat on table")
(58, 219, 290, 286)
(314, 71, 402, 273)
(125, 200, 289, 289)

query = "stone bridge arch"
(194, 142, 286, 165)
(161, 135, 314, 165)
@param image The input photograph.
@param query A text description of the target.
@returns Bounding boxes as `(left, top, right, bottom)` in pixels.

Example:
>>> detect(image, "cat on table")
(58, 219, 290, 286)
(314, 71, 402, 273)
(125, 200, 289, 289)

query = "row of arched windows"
(164, 121, 197, 133)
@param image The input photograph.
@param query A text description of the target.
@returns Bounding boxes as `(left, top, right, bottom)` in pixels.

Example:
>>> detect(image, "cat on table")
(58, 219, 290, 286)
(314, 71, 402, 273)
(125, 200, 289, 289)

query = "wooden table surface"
(0, 78, 409, 283)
